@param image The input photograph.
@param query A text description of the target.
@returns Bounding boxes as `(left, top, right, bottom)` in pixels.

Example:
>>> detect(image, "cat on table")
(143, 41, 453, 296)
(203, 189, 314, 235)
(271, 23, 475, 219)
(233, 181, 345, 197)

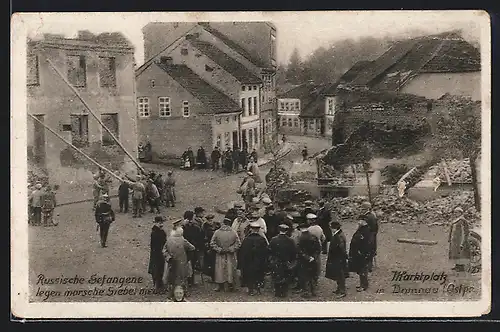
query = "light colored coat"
(163, 232, 195, 286)
(448, 216, 471, 264)
(210, 224, 241, 284)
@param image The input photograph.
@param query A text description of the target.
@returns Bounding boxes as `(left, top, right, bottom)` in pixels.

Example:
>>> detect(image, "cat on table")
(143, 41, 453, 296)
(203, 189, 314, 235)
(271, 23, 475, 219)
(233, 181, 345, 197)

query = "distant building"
(135, 59, 242, 156)
(139, 22, 278, 153)
(344, 31, 481, 100)
(27, 31, 137, 185)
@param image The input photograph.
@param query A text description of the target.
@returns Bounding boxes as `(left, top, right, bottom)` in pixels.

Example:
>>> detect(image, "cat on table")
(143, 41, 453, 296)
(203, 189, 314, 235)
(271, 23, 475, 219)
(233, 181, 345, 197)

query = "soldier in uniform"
(269, 224, 297, 298)
(239, 221, 269, 295)
(95, 193, 115, 248)
(349, 217, 375, 292)
(360, 201, 378, 272)
(42, 185, 57, 226)
(148, 216, 167, 290)
(164, 171, 176, 207)
(317, 200, 333, 254)
(211, 146, 221, 171)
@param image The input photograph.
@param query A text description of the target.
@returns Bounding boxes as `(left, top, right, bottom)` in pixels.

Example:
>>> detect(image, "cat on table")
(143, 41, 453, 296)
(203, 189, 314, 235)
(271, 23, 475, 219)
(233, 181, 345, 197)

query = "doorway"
(232, 131, 239, 149)
(32, 114, 46, 166)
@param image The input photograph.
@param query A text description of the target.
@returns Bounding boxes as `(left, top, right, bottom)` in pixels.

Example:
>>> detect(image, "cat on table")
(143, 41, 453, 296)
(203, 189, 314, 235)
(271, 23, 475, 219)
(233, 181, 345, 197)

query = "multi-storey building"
(138, 21, 278, 155)
(27, 31, 137, 187)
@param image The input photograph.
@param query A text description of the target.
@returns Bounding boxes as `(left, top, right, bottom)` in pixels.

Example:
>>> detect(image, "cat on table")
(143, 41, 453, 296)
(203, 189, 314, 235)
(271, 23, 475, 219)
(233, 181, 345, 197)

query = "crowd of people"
(28, 181, 58, 227)
(180, 145, 260, 175)
(146, 195, 380, 301)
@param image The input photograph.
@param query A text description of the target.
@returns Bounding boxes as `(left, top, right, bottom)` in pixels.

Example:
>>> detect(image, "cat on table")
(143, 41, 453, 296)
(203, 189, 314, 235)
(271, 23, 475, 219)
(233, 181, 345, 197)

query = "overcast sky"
(20, 11, 484, 66)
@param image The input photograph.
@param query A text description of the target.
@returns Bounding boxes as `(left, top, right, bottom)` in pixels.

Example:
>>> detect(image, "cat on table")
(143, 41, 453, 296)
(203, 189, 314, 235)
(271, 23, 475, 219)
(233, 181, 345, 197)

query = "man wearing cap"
(360, 201, 378, 272)
(269, 224, 297, 298)
(163, 224, 196, 297)
(184, 207, 205, 286)
(448, 207, 471, 272)
(41, 185, 57, 227)
(164, 171, 176, 207)
(325, 221, 348, 298)
(148, 216, 167, 290)
(30, 183, 45, 226)
(94, 193, 115, 248)
(249, 208, 268, 244)
(210, 217, 241, 292)
(239, 221, 269, 295)
(297, 222, 321, 298)
(232, 205, 250, 243)
(348, 217, 374, 292)
(202, 214, 219, 282)
(317, 200, 333, 254)
(146, 179, 161, 214)
(306, 213, 325, 286)
(126, 175, 146, 218)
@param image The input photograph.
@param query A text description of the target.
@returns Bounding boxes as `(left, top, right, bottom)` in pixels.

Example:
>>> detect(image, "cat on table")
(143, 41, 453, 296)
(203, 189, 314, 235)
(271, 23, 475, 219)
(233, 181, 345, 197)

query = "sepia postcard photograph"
(11, 10, 491, 319)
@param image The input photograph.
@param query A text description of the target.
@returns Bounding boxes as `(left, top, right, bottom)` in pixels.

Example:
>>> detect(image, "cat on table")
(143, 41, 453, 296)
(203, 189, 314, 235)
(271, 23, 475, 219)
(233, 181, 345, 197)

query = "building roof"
(278, 83, 321, 100)
(190, 40, 262, 84)
(156, 63, 242, 115)
(298, 84, 331, 118)
(338, 61, 375, 84)
(197, 22, 268, 68)
(28, 32, 135, 52)
(349, 31, 480, 91)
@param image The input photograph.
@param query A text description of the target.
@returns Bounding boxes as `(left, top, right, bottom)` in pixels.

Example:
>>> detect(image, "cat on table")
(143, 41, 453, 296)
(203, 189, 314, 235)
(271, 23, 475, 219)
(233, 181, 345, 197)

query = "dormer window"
(242, 86, 246, 91)
(181, 48, 188, 56)
(150, 80, 155, 88)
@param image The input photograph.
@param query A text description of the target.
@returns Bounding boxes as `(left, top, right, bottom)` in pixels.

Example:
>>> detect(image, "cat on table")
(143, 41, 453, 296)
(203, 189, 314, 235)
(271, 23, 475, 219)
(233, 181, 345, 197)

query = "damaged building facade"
(137, 22, 278, 156)
(27, 31, 138, 187)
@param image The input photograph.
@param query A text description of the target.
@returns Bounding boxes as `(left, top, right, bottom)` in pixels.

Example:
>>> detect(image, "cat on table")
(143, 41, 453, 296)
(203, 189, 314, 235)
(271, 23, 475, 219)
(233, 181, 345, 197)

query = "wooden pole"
(28, 113, 125, 183)
(45, 58, 147, 175)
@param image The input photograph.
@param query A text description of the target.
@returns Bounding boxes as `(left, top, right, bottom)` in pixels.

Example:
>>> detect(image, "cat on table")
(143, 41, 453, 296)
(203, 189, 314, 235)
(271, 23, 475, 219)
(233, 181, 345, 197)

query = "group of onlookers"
(28, 182, 58, 227)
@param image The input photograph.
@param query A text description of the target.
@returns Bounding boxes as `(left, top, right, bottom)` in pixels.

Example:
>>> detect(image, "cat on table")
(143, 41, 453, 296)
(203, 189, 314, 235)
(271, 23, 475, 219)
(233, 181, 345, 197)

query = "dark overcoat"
(297, 231, 321, 280)
(348, 225, 374, 273)
(148, 225, 167, 276)
(269, 234, 297, 284)
(325, 229, 348, 281)
(317, 207, 333, 240)
(239, 233, 269, 285)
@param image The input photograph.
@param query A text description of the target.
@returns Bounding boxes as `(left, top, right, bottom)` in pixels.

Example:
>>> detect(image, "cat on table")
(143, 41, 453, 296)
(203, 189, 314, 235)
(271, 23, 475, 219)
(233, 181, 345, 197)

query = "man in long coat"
(210, 218, 241, 292)
(297, 222, 321, 298)
(317, 200, 333, 254)
(348, 217, 374, 292)
(360, 201, 378, 272)
(95, 193, 115, 248)
(183, 208, 205, 286)
(325, 221, 348, 298)
(223, 147, 233, 175)
(148, 216, 167, 290)
(164, 171, 176, 207)
(239, 222, 269, 295)
(232, 146, 241, 172)
(264, 205, 280, 241)
(269, 224, 297, 298)
(196, 146, 207, 169)
(202, 214, 219, 281)
(211, 146, 221, 171)
(448, 207, 471, 272)
(163, 224, 195, 297)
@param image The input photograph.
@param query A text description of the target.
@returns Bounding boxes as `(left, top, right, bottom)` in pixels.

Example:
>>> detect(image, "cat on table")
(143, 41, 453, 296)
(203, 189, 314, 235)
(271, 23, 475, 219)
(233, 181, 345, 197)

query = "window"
(233, 115, 237, 122)
(67, 55, 86, 87)
(248, 97, 253, 115)
(294, 118, 299, 127)
(327, 97, 336, 116)
(137, 97, 150, 117)
(241, 98, 246, 116)
(280, 101, 285, 110)
(254, 128, 258, 144)
(150, 80, 155, 88)
(309, 120, 315, 130)
(253, 85, 257, 90)
(295, 101, 300, 110)
(288, 118, 293, 127)
(27, 55, 39, 86)
(248, 129, 253, 148)
(182, 101, 190, 117)
(181, 48, 188, 56)
(242, 86, 246, 91)
(101, 113, 119, 146)
(285, 102, 289, 111)
(205, 64, 213, 72)
(225, 117, 230, 123)
(253, 96, 257, 114)
(99, 57, 116, 87)
(216, 117, 222, 125)
(224, 132, 230, 147)
(70, 115, 89, 147)
(281, 117, 287, 126)
(270, 33, 276, 60)
(158, 97, 171, 117)
(216, 134, 222, 147)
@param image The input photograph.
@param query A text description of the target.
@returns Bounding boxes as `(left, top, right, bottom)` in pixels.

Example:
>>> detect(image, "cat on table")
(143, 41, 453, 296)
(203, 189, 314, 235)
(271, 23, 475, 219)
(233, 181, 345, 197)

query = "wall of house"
(27, 43, 137, 187)
(142, 22, 198, 61)
(212, 114, 240, 149)
(301, 118, 324, 137)
(401, 72, 480, 101)
(136, 64, 213, 156)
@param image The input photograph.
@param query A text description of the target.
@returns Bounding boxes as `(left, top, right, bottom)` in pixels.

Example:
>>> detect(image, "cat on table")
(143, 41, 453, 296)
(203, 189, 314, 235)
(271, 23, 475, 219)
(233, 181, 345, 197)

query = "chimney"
(159, 56, 173, 66)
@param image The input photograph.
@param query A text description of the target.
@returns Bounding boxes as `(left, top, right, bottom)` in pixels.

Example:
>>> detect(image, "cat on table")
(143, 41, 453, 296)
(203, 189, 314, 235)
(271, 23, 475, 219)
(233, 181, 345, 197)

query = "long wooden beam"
(28, 113, 125, 183)
(45, 58, 147, 175)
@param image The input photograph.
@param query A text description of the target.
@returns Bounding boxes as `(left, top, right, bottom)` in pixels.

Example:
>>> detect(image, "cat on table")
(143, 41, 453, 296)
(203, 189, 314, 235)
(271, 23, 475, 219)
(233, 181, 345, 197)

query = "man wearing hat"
(302, 200, 315, 219)
(317, 200, 333, 254)
(269, 224, 297, 298)
(325, 221, 348, 299)
(94, 193, 115, 248)
(127, 175, 146, 218)
(263, 204, 279, 241)
(184, 207, 205, 286)
(297, 222, 321, 298)
(239, 221, 269, 295)
(360, 201, 378, 272)
(29, 183, 45, 226)
(202, 214, 219, 282)
(348, 216, 374, 292)
(148, 216, 167, 290)
(210, 217, 241, 292)
(239, 171, 256, 205)
(448, 207, 471, 272)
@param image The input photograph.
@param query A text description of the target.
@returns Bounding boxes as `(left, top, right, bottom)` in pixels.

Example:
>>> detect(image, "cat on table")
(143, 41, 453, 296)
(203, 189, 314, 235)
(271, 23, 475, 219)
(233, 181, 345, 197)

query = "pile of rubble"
(438, 159, 472, 183)
(329, 190, 479, 226)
